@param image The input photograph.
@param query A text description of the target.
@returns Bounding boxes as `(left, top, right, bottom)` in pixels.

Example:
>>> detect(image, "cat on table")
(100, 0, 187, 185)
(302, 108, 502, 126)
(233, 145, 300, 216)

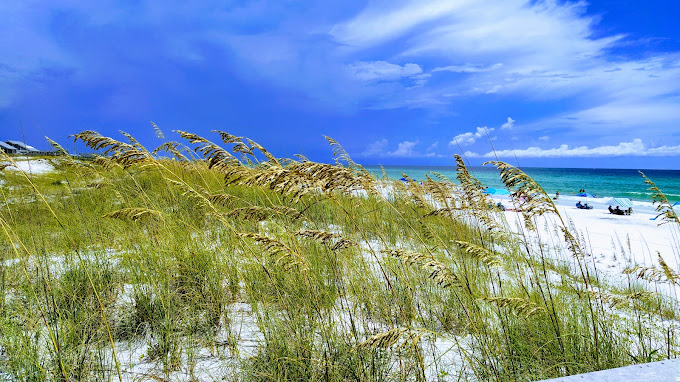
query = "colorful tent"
(606, 198, 634, 208)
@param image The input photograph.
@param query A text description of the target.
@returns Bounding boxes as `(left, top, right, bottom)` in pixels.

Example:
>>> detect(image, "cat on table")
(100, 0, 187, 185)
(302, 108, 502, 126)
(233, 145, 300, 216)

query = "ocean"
(364, 165, 680, 214)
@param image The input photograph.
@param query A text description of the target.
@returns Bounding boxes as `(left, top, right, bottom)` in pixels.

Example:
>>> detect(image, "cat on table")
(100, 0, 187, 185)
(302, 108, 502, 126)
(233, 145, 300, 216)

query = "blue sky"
(1, 0, 680, 169)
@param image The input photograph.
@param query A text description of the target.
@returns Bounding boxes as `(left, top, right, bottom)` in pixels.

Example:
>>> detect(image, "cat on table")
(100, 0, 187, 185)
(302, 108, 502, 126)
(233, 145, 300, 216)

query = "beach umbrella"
(605, 198, 634, 208)
(483, 188, 510, 195)
(576, 192, 595, 198)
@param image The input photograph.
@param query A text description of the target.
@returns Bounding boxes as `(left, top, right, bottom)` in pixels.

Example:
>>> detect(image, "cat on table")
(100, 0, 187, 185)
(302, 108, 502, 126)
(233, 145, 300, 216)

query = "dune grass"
(0, 131, 678, 381)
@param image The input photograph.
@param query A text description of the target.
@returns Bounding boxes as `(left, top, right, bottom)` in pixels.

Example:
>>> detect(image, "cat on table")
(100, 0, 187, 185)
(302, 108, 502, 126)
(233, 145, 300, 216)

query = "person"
(553, 191, 559, 200)
(576, 201, 582, 208)
(584, 202, 592, 209)
(608, 205, 615, 214)
(614, 206, 624, 215)
(496, 202, 505, 211)
(579, 188, 585, 193)
(626, 207, 632, 215)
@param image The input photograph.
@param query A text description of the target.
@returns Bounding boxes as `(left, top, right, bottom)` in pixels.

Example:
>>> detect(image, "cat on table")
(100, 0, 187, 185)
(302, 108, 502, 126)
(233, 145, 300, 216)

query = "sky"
(1, 0, 680, 169)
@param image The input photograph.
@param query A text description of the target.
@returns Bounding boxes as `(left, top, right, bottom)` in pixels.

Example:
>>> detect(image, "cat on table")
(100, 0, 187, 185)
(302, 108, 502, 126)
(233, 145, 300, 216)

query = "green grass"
(0, 134, 678, 381)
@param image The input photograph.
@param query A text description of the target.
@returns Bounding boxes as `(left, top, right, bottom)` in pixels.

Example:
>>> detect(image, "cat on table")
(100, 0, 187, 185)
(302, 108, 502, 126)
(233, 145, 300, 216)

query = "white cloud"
(329, 0, 680, 140)
(647, 145, 680, 156)
(363, 138, 388, 156)
(485, 85, 502, 94)
(390, 140, 419, 156)
(432, 63, 502, 73)
(561, 99, 680, 129)
(501, 117, 514, 130)
(425, 141, 439, 156)
(465, 139, 680, 158)
(538, 136, 549, 141)
(347, 61, 422, 81)
(450, 126, 493, 146)
(410, 73, 432, 86)
(362, 138, 446, 157)
(516, 94, 680, 139)
(330, 0, 465, 48)
(333, 0, 620, 67)
(451, 132, 475, 145)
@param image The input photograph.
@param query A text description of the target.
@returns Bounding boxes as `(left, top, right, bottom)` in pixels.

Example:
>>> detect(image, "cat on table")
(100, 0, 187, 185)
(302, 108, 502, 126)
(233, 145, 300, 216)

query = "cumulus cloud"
(464, 139, 680, 158)
(390, 140, 419, 156)
(451, 132, 475, 145)
(348, 61, 422, 82)
(501, 117, 514, 130)
(450, 126, 493, 146)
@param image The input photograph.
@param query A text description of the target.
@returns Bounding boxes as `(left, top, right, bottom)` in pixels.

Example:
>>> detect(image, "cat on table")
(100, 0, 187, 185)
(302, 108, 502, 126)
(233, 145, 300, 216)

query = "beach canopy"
(483, 188, 510, 195)
(576, 192, 595, 198)
(606, 198, 634, 208)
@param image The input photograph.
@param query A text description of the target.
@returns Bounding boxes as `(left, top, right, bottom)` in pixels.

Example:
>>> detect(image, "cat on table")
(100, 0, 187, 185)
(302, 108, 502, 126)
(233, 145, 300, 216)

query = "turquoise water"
(365, 165, 680, 205)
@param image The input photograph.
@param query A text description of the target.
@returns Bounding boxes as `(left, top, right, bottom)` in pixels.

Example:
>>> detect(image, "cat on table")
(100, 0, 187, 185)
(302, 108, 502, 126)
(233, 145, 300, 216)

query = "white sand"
(375, 181, 680, 285)
(494, 196, 680, 297)
(2, 157, 54, 175)
(558, 205, 679, 267)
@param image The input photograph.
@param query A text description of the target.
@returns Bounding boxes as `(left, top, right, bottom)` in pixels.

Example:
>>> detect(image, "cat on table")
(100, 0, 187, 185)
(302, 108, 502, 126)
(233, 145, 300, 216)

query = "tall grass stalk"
(0, 131, 677, 381)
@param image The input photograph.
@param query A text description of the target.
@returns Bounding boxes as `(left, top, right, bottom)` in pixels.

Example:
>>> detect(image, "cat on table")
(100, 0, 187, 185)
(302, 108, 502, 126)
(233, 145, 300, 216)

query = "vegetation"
(0, 129, 678, 381)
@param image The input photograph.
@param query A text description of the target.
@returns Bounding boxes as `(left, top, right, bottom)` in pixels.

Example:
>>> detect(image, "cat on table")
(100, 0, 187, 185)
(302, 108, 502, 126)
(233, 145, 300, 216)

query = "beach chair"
(608, 206, 624, 215)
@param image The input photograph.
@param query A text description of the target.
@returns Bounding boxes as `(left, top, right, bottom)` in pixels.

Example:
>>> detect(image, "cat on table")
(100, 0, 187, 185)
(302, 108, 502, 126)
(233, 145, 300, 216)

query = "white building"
(5, 140, 38, 154)
(0, 141, 18, 154)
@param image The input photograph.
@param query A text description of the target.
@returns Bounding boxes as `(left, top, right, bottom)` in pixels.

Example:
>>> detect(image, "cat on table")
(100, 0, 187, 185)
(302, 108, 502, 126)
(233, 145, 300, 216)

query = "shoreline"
(365, 164, 680, 204)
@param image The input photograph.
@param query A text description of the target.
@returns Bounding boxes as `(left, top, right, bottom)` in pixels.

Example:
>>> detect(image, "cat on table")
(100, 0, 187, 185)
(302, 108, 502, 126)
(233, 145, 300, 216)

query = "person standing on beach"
(553, 191, 559, 200)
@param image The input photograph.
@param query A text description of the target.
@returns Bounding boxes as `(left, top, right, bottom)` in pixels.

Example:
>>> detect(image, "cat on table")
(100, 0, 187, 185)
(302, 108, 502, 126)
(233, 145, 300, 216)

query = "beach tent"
(606, 198, 634, 208)
(483, 188, 510, 195)
(576, 192, 595, 198)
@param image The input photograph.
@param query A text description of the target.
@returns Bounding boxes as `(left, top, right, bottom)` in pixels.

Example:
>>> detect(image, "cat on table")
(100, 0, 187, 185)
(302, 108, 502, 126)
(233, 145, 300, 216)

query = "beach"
(1, 154, 679, 380)
(488, 194, 680, 298)
(372, 163, 680, 292)
(503, 201, 679, 265)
